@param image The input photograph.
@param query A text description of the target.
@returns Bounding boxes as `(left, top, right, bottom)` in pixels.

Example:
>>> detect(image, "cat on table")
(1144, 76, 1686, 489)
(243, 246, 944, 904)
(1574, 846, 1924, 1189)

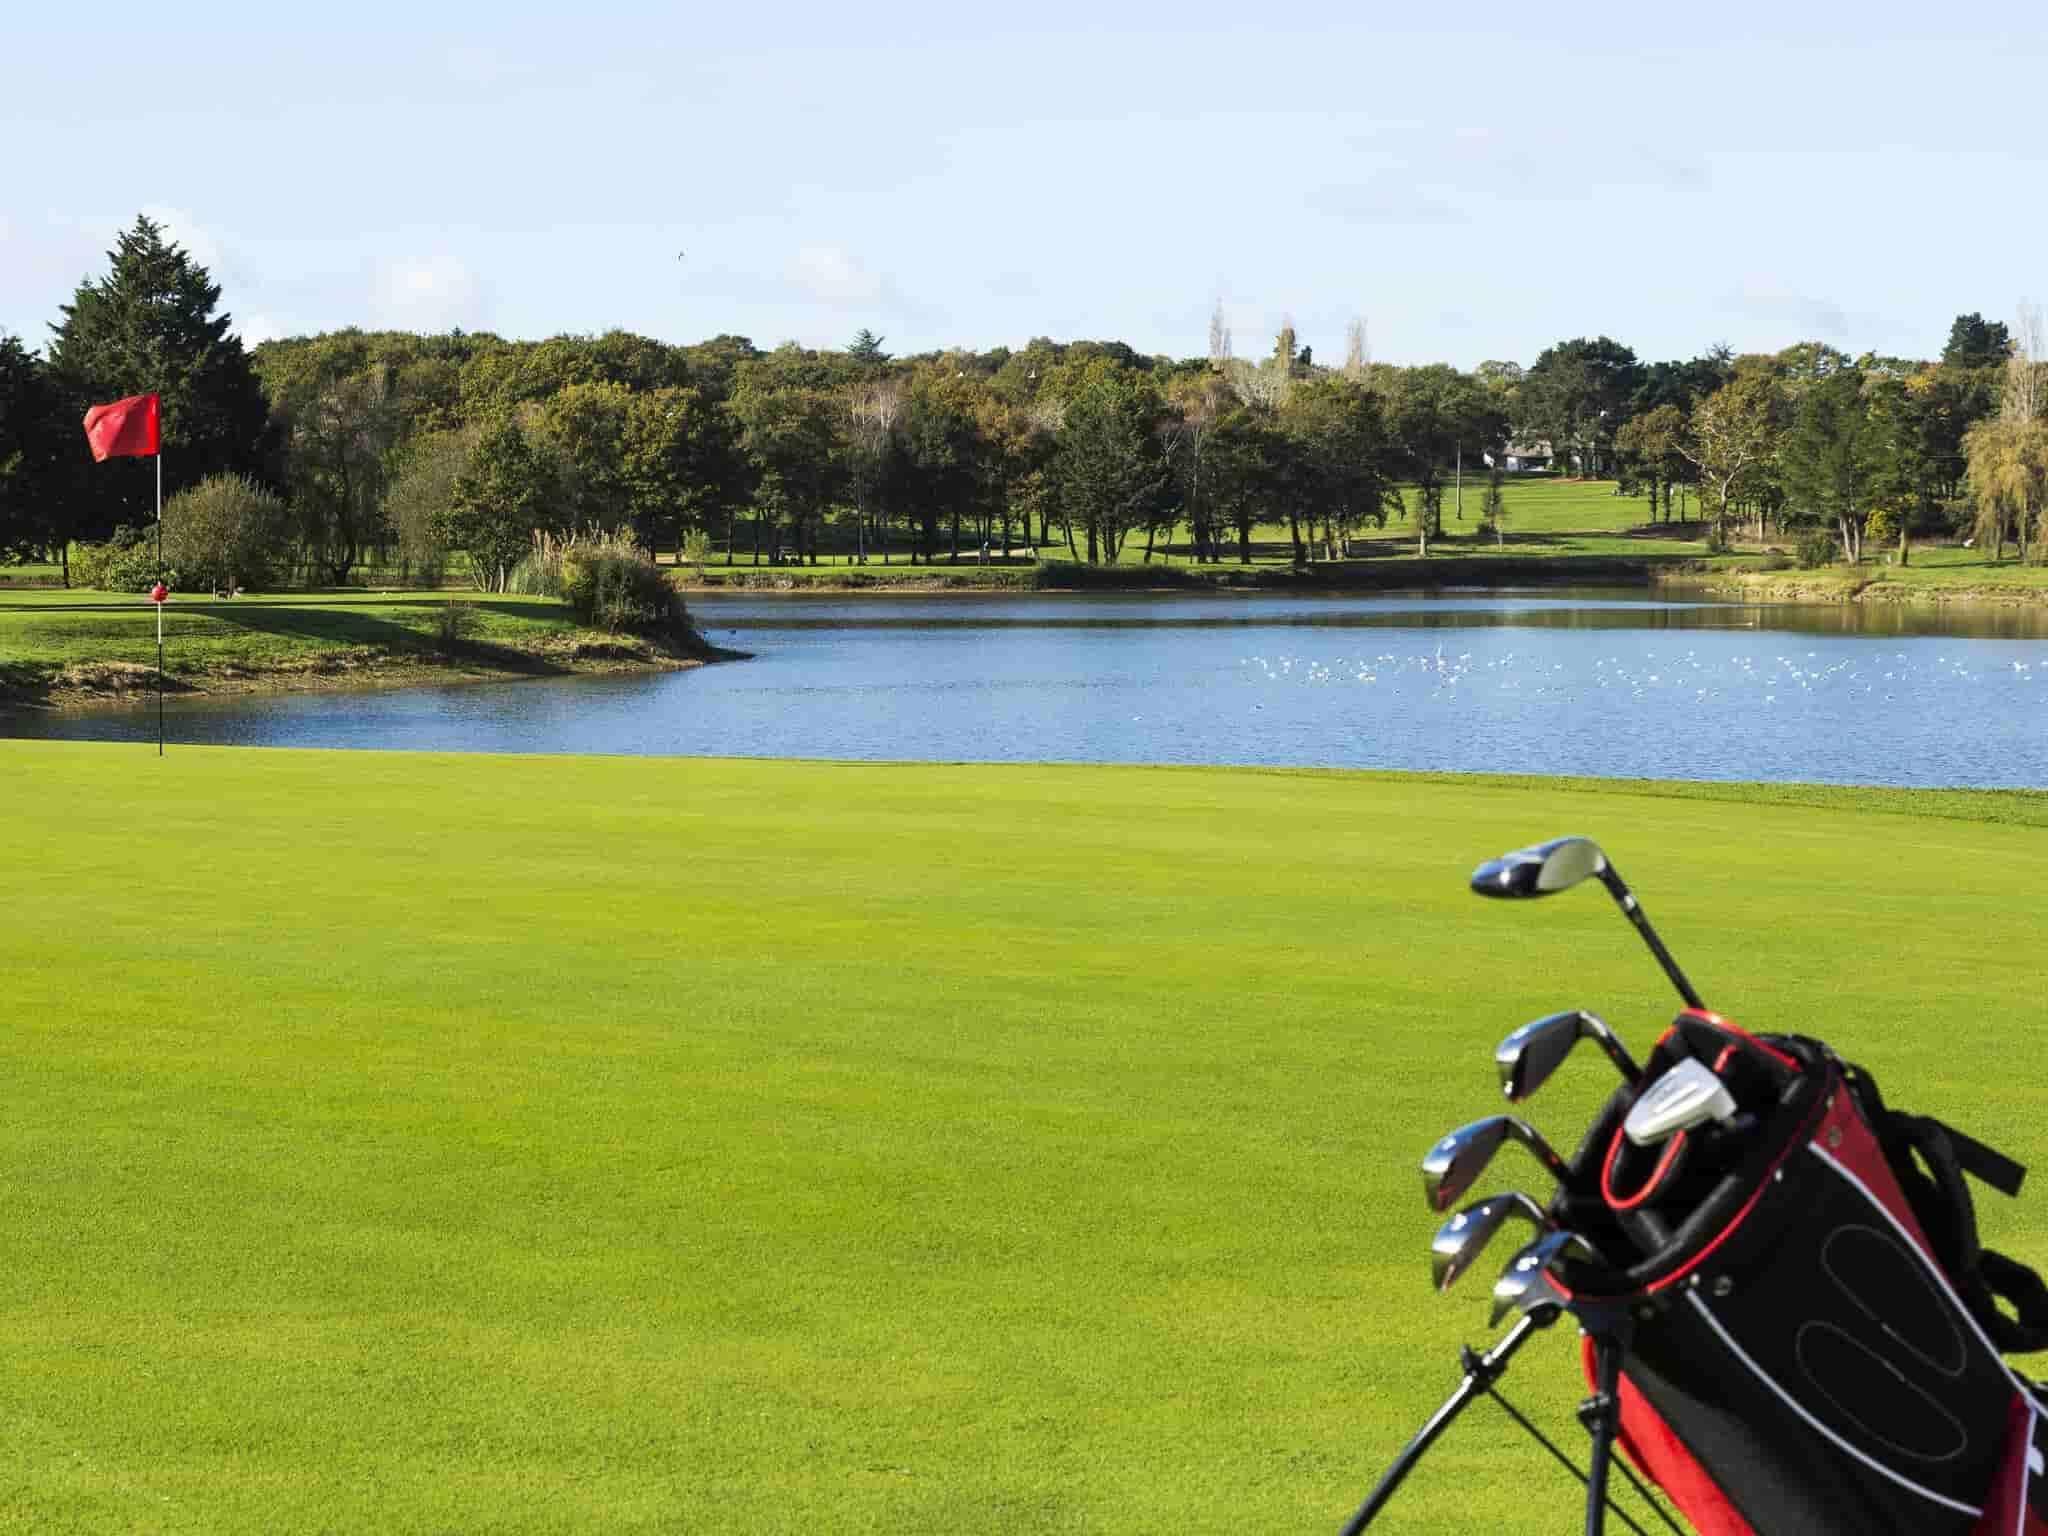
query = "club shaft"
(1339, 1315, 1545, 1533)
(1597, 867, 1703, 1010)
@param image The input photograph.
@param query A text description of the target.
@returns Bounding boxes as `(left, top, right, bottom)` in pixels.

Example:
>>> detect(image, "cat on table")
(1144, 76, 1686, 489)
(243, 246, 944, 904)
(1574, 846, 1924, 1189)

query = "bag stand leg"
(1581, 1325, 1626, 1536)
(1341, 1308, 1677, 1536)
(1339, 1310, 1557, 1534)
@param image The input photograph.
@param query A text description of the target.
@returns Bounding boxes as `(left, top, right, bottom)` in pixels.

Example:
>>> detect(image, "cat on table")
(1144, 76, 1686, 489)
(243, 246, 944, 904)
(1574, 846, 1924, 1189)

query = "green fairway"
(6, 745, 2048, 1533)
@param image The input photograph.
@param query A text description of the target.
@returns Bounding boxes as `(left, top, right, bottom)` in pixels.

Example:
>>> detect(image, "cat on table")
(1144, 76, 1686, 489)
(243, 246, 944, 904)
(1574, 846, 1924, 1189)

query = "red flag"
(83, 393, 161, 461)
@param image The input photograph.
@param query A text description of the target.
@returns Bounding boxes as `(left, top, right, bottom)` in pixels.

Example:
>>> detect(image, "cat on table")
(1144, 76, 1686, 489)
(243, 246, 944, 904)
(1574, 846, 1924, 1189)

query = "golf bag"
(1549, 1008, 2048, 1535)
(1347, 838, 2048, 1536)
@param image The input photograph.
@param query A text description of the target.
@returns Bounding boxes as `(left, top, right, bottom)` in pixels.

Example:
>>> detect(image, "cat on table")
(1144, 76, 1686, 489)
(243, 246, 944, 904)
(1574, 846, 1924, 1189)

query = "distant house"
(1483, 440, 1554, 473)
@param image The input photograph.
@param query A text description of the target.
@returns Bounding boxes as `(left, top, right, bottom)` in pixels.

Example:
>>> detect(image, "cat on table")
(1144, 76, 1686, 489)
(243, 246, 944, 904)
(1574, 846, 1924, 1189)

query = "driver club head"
(1470, 837, 1609, 900)
(1496, 1009, 1644, 1102)
(1488, 1229, 1597, 1326)
(1430, 1192, 1548, 1293)
(1421, 1115, 1571, 1213)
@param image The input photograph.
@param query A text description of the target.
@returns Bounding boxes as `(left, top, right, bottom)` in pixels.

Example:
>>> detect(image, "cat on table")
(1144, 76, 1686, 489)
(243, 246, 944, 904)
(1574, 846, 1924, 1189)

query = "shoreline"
(0, 635, 750, 715)
(678, 556, 2048, 607)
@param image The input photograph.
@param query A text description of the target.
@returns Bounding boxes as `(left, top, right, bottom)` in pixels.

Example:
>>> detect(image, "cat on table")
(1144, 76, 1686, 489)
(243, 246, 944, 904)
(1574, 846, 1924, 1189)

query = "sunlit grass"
(6, 744, 2047, 1532)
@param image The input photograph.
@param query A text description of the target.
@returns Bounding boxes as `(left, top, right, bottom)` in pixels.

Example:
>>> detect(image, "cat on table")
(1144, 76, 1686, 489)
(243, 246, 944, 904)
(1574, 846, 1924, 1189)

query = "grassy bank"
(0, 589, 729, 710)
(1679, 542, 2048, 603)
(5, 745, 2047, 1532)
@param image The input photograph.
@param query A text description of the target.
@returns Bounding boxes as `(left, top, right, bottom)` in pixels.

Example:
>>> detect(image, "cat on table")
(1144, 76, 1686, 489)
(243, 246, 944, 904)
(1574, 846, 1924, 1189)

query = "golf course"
(7, 741, 2046, 1532)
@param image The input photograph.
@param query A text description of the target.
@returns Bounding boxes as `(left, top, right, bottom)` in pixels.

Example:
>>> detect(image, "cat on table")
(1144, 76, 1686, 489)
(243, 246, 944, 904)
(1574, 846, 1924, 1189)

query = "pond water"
(10, 590, 2048, 787)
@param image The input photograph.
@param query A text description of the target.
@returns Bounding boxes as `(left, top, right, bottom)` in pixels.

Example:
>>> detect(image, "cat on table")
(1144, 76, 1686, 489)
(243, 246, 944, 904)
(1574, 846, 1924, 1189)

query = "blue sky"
(4, 1, 2043, 367)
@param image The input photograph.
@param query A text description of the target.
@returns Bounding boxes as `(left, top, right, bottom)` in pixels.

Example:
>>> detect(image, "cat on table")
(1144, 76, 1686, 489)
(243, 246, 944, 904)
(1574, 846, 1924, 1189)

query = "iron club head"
(1421, 1115, 1572, 1213)
(1496, 1009, 1644, 1102)
(1430, 1192, 1548, 1293)
(1488, 1229, 1598, 1326)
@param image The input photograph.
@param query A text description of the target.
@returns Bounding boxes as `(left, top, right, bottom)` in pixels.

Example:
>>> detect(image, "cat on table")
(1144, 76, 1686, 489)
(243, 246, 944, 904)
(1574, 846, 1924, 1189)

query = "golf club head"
(1488, 1229, 1596, 1326)
(1624, 1057, 1739, 1145)
(1496, 1009, 1643, 1102)
(1421, 1115, 1569, 1213)
(1429, 1192, 1547, 1293)
(1469, 836, 1609, 900)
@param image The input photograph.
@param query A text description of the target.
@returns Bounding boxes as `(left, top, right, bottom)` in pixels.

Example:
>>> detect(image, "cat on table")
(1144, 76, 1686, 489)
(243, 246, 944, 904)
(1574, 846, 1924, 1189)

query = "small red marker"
(150, 582, 168, 604)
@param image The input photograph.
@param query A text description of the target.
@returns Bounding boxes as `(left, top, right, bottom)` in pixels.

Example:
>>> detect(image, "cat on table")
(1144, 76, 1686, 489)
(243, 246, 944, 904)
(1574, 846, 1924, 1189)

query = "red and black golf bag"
(1344, 836, 2048, 1536)
(1552, 1008, 2048, 1535)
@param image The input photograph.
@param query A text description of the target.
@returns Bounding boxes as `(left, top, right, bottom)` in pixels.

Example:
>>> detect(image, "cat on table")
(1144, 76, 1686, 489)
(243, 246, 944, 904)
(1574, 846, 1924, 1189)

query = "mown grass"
(6, 745, 2047, 1533)
(0, 590, 692, 706)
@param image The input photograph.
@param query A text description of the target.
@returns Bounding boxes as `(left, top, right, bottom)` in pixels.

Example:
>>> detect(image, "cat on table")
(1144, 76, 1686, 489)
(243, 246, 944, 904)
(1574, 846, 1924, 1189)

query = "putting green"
(5, 743, 2046, 1532)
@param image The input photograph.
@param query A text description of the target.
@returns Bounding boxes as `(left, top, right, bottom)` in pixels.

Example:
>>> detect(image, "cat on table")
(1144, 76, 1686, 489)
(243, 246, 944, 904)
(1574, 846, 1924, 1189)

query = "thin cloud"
(788, 245, 886, 306)
(369, 254, 488, 332)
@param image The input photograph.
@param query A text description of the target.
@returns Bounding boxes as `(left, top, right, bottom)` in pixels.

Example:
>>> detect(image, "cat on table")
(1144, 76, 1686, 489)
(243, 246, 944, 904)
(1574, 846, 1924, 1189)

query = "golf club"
(1488, 1229, 1598, 1326)
(1422, 1115, 1572, 1213)
(1623, 1057, 1739, 1146)
(1469, 837, 1705, 1011)
(1430, 1191, 1548, 1293)
(1496, 1009, 1643, 1103)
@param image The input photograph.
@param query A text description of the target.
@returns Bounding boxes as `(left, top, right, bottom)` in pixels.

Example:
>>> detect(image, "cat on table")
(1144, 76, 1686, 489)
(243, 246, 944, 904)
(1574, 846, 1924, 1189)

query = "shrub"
(562, 544, 690, 636)
(434, 601, 480, 651)
(162, 474, 291, 594)
(1796, 528, 1837, 569)
(681, 529, 711, 571)
(71, 525, 172, 592)
(1864, 506, 1899, 552)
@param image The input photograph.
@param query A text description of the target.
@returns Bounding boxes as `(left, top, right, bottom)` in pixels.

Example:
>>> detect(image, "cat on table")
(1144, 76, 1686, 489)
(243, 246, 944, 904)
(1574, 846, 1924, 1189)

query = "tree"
(1164, 372, 1233, 562)
(1480, 463, 1508, 546)
(0, 335, 72, 573)
(1204, 406, 1285, 563)
(162, 473, 292, 595)
(1207, 299, 1232, 370)
(1522, 337, 1642, 476)
(1278, 376, 1401, 560)
(1962, 418, 2047, 562)
(439, 415, 565, 591)
(1962, 317, 2048, 564)
(895, 366, 987, 563)
(1343, 318, 1369, 378)
(729, 378, 843, 564)
(1779, 367, 1875, 562)
(45, 215, 271, 544)
(1943, 313, 2013, 371)
(620, 386, 752, 561)
(1676, 373, 1780, 545)
(537, 380, 635, 533)
(1613, 404, 1689, 522)
(1384, 365, 1505, 554)
(385, 425, 478, 583)
(840, 378, 904, 562)
(848, 329, 890, 370)
(1052, 362, 1169, 564)
(256, 334, 402, 582)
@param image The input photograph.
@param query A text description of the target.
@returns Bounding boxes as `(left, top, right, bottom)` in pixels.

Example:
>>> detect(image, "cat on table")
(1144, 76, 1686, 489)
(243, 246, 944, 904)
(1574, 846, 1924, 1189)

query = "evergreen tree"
(0, 335, 73, 569)
(45, 215, 272, 542)
(1942, 313, 2012, 372)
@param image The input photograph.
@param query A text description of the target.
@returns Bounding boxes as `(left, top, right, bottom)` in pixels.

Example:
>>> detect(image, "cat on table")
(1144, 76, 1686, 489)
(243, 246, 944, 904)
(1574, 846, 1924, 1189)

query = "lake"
(9, 590, 2048, 787)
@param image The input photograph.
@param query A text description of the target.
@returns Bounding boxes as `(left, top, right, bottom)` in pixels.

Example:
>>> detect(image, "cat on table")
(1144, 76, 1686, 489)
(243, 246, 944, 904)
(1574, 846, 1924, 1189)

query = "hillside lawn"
(7, 744, 2048, 1532)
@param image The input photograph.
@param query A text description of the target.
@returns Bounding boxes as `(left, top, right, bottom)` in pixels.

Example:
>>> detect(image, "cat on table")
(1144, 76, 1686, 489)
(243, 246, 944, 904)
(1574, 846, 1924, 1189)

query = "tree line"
(3, 216, 2044, 589)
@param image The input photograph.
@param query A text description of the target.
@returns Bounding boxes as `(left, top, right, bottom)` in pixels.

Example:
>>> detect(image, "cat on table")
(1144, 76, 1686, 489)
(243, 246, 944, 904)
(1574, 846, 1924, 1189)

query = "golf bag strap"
(1847, 1064, 2048, 1354)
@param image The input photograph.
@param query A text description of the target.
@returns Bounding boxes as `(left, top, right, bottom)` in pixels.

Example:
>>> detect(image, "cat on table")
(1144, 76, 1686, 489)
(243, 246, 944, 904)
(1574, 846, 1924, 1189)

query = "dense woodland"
(4, 216, 2046, 589)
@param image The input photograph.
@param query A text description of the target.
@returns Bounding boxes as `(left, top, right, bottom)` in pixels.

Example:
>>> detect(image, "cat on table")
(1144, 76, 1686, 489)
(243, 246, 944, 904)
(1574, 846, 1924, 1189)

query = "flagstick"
(156, 451, 164, 758)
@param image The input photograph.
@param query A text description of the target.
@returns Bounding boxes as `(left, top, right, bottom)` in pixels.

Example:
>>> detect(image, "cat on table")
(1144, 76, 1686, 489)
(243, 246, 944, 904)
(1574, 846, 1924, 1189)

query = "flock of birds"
(1235, 645, 2041, 707)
